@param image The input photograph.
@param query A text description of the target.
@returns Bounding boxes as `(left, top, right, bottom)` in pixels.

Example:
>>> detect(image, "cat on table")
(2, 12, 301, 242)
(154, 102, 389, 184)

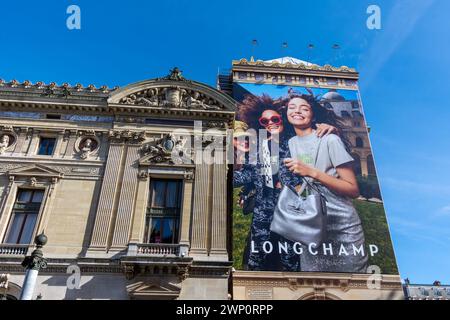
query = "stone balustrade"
(0, 244, 29, 256)
(127, 243, 189, 257)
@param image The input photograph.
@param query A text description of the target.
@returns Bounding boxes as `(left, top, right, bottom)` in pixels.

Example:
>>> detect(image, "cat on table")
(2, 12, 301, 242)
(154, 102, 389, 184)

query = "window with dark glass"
(144, 179, 182, 244)
(3, 189, 44, 244)
(355, 137, 364, 148)
(45, 114, 61, 120)
(37, 137, 56, 155)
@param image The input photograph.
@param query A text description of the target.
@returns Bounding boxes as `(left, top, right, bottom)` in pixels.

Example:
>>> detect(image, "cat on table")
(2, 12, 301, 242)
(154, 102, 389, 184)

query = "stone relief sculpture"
(0, 134, 15, 154)
(135, 88, 159, 106)
(186, 91, 204, 108)
(161, 87, 187, 108)
(119, 87, 223, 110)
(0, 135, 11, 154)
(140, 134, 193, 164)
(77, 137, 99, 159)
(116, 68, 225, 111)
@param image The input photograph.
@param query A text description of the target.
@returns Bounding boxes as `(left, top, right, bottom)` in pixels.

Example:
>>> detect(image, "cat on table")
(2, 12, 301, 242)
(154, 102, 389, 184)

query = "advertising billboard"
(232, 82, 399, 274)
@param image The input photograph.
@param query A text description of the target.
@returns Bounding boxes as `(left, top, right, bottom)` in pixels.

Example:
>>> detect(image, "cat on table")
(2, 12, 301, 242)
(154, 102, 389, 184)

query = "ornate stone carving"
(108, 130, 146, 144)
(47, 166, 99, 175)
(185, 90, 221, 110)
(204, 120, 227, 129)
(177, 264, 190, 282)
(63, 130, 72, 142)
(0, 164, 23, 172)
(135, 88, 159, 107)
(29, 177, 37, 187)
(26, 128, 33, 140)
(140, 134, 193, 164)
(161, 86, 187, 108)
(183, 169, 195, 180)
(165, 67, 185, 81)
(116, 116, 146, 124)
(138, 171, 149, 180)
(75, 136, 99, 160)
(124, 265, 136, 280)
(117, 69, 224, 110)
(0, 133, 15, 154)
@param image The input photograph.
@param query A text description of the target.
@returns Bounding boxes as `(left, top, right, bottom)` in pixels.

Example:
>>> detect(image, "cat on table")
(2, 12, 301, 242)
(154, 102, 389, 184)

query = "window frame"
(3, 188, 45, 244)
(37, 137, 57, 156)
(144, 179, 183, 244)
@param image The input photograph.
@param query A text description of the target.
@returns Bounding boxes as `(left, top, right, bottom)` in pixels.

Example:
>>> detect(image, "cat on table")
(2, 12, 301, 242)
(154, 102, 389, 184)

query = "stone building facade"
(0, 69, 235, 300)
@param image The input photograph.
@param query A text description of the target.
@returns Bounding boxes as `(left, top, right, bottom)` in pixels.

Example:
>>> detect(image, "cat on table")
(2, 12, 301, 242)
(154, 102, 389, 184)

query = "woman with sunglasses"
(280, 91, 368, 273)
(234, 94, 337, 271)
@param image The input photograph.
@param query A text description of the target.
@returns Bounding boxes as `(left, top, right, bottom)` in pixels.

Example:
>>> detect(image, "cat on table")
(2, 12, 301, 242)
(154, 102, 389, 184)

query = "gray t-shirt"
(288, 132, 354, 178)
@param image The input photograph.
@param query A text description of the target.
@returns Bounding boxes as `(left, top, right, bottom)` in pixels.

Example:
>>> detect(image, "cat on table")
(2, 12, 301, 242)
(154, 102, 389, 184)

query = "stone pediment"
(108, 68, 236, 112)
(126, 280, 181, 300)
(7, 164, 64, 179)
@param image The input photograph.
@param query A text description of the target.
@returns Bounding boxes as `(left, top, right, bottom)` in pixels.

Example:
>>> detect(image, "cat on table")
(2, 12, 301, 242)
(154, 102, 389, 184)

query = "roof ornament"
(167, 67, 184, 81)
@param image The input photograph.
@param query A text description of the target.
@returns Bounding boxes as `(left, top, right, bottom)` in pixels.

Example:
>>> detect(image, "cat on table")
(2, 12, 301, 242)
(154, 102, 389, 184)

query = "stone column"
(210, 161, 228, 258)
(129, 171, 149, 243)
(88, 143, 124, 250)
(179, 173, 194, 247)
(0, 177, 16, 236)
(189, 163, 210, 255)
(110, 145, 140, 248)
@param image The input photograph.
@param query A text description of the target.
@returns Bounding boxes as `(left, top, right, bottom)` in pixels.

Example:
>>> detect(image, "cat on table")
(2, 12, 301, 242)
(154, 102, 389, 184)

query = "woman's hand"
(316, 123, 338, 137)
(284, 158, 318, 178)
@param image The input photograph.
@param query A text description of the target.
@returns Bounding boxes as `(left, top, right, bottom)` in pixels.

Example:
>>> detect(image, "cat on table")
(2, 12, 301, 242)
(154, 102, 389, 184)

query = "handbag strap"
(297, 135, 323, 195)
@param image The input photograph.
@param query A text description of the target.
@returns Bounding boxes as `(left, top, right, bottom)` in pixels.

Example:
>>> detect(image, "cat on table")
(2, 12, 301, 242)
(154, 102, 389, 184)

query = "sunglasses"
(259, 115, 282, 127)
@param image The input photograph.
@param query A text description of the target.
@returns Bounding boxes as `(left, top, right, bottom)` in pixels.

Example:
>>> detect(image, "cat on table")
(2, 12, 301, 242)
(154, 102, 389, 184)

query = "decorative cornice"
(232, 271, 403, 291)
(232, 58, 357, 74)
(0, 79, 118, 96)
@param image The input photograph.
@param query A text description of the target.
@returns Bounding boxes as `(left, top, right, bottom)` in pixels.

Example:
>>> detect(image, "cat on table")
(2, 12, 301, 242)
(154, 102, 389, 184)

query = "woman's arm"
(284, 159, 360, 199)
(278, 140, 303, 188)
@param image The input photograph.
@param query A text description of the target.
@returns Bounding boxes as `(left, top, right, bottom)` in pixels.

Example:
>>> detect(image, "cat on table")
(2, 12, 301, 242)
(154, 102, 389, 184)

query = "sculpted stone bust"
(79, 138, 97, 159)
(0, 134, 11, 154)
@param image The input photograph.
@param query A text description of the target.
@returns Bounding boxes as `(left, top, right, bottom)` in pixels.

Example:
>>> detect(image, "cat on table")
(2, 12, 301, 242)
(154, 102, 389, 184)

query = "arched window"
(355, 137, 364, 148)
(367, 154, 376, 176)
(351, 153, 362, 176)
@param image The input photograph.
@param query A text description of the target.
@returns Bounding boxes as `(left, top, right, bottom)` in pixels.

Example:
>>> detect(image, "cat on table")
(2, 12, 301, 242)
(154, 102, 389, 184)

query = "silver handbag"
(270, 138, 328, 245)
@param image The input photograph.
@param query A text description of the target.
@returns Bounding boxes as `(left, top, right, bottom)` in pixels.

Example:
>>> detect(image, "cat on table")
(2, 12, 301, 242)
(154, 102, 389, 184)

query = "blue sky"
(1, 0, 449, 284)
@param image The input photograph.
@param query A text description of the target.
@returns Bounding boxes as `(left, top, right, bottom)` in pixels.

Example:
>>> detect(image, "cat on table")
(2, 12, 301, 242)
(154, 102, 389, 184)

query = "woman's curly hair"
(237, 94, 295, 139)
